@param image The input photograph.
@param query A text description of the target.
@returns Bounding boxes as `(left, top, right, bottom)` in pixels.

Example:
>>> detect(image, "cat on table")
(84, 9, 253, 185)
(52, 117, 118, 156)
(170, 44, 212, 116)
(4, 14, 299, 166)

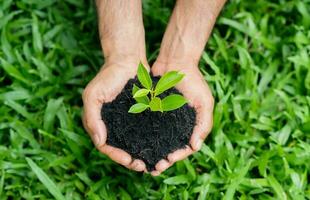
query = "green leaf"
(183, 158, 196, 180)
(155, 71, 184, 96)
(132, 84, 150, 104)
(59, 129, 91, 149)
(137, 62, 152, 90)
(132, 84, 140, 96)
(32, 13, 43, 53)
(128, 103, 149, 113)
(133, 88, 149, 98)
(163, 175, 190, 185)
(301, 121, 310, 132)
(0, 169, 4, 197)
(12, 122, 40, 149)
(162, 94, 187, 111)
(43, 24, 63, 43)
(26, 158, 66, 200)
(136, 96, 150, 104)
(267, 175, 287, 200)
(4, 100, 36, 125)
(119, 187, 132, 200)
(44, 98, 63, 132)
(0, 58, 31, 85)
(149, 97, 162, 112)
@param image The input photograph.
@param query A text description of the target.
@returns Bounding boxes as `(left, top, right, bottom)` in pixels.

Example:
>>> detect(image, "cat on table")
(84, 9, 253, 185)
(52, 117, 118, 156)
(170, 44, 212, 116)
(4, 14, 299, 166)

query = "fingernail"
(195, 139, 203, 151)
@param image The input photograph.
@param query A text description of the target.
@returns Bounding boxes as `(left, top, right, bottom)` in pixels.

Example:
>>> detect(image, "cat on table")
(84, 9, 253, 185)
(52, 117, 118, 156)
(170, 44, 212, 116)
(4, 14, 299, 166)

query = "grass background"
(1, 0, 310, 199)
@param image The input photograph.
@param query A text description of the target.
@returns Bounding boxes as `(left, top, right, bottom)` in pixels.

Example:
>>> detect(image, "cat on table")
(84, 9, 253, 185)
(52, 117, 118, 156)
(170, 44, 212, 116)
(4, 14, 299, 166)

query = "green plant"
(128, 63, 187, 113)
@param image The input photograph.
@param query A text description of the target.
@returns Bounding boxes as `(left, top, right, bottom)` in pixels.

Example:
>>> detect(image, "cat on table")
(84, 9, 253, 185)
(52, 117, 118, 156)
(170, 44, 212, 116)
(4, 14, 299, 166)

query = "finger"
(151, 170, 161, 176)
(151, 60, 166, 76)
(127, 159, 146, 172)
(82, 113, 106, 147)
(155, 159, 173, 173)
(167, 145, 193, 163)
(190, 97, 214, 151)
(82, 92, 107, 146)
(98, 145, 132, 167)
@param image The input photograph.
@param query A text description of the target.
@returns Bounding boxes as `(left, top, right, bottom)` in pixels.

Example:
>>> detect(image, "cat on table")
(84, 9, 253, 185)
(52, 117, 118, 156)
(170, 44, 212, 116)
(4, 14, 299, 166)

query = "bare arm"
(151, 0, 226, 176)
(96, 0, 147, 65)
(155, 0, 226, 67)
(83, 1, 148, 172)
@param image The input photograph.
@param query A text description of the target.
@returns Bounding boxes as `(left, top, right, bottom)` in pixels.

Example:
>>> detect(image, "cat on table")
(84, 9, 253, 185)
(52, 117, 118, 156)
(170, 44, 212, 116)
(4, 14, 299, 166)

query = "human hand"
(150, 61, 215, 176)
(82, 61, 149, 172)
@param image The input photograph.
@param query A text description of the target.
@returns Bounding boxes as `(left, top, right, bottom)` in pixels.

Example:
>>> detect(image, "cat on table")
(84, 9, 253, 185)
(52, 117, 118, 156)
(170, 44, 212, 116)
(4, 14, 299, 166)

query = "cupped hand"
(150, 61, 215, 176)
(82, 61, 149, 172)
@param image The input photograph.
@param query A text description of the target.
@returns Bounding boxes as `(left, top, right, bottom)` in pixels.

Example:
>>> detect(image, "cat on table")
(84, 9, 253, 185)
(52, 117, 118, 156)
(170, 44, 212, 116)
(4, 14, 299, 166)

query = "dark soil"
(101, 76, 196, 171)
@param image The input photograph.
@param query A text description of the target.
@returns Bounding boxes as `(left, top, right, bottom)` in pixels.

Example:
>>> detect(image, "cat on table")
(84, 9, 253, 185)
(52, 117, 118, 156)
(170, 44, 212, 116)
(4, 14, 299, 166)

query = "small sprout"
(128, 62, 187, 114)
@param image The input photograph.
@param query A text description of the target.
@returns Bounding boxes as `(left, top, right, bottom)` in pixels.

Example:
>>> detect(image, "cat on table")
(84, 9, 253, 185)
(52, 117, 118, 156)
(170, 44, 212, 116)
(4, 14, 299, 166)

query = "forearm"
(96, 0, 147, 64)
(157, 0, 226, 66)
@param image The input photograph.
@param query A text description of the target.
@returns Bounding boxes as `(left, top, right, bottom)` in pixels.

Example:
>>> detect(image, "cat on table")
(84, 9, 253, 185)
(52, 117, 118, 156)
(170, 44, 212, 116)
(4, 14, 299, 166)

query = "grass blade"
(25, 157, 65, 200)
(44, 98, 63, 132)
(0, 169, 4, 197)
(267, 175, 287, 200)
(32, 13, 43, 53)
(164, 175, 190, 185)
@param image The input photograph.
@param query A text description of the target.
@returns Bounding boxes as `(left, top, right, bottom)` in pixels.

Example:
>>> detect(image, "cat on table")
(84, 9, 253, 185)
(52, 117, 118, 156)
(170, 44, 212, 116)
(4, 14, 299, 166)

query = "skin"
(82, 0, 226, 174)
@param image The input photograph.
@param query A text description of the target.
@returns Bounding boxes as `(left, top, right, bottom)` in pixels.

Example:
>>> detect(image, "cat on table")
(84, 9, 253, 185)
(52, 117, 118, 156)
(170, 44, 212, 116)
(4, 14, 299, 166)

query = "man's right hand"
(86, 0, 148, 172)
(82, 61, 148, 172)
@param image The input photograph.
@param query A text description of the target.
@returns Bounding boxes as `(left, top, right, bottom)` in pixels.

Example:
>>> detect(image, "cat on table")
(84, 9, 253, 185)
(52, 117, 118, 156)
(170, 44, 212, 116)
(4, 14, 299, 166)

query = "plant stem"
(150, 90, 155, 100)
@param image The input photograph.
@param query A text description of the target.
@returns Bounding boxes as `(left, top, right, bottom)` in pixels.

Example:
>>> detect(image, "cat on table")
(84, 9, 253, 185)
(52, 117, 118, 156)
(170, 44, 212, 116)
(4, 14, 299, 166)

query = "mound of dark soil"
(101, 76, 196, 171)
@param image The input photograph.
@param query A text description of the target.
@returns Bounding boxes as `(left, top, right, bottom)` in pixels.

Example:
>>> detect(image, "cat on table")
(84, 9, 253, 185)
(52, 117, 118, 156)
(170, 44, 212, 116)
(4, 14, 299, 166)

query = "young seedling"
(128, 63, 187, 113)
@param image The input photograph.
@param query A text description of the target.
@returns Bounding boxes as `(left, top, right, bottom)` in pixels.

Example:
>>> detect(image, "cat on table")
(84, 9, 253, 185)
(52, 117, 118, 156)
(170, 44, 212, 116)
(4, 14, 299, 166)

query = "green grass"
(0, 0, 310, 199)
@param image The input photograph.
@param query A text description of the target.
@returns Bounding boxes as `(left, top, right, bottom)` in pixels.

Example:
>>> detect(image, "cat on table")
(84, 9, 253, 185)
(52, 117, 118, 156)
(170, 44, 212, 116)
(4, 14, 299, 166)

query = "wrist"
(105, 53, 147, 66)
(153, 55, 199, 70)
(155, 36, 202, 68)
(102, 45, 147, 69)
(152, 57, 200, 77)
(103, 55, 149, 74)
(99, 22, 147, 68)
(155, 55, 199, 68)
